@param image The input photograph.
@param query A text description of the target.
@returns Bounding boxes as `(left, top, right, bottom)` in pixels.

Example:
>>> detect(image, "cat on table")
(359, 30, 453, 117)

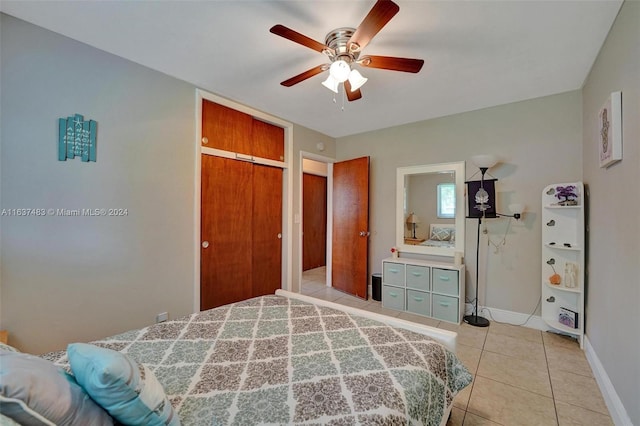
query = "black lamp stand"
(463, 216, 490, 327)
(464, 166, 491, 327)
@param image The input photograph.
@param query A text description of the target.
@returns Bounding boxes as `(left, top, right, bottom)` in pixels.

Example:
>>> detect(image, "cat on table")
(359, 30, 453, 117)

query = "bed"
(5, 290, 471, 426)
(420, 223, 456, 249)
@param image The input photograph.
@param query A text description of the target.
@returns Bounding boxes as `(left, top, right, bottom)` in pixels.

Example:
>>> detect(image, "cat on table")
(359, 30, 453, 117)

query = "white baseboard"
(478, 305, 548, 331)
(584, 336, 632, 426)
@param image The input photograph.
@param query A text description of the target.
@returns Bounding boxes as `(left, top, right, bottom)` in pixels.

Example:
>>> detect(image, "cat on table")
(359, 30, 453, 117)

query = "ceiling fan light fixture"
(347, 69, 367, 91)
(321, 74, 339, 93)
(329, 60, 351, 83)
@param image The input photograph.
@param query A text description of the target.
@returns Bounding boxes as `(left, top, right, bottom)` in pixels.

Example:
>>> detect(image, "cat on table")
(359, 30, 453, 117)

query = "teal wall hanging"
(58, 114, 97, 162)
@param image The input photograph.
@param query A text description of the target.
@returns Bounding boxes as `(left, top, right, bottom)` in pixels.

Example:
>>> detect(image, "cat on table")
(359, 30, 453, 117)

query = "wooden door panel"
(303, 173, 327, 271)
(201, 155, 253, 310)
(202, 99, 252, 155)
(332, 157, 370, 299)
(252, 118, 285, 162)
(252, 164, 283, 296)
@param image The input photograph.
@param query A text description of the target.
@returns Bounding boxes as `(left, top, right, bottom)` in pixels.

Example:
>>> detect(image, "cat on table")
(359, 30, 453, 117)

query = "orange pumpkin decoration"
(549, 273, 561, 285)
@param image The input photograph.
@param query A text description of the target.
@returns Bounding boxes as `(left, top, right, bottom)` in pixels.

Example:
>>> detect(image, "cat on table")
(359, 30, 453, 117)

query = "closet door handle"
(277, 233, 282, 239)
(202, 241, 209, 249)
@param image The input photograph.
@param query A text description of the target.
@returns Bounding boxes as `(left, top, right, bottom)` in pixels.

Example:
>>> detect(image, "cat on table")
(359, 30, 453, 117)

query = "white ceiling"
(1, 1, 623, 138)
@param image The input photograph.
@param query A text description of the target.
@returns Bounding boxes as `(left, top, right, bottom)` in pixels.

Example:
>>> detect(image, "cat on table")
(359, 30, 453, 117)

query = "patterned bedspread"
(45, 295, 471, 425)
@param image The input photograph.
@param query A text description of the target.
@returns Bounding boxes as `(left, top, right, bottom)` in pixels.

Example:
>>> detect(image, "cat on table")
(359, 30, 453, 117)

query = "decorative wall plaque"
(598, 91, 622, 168)
(58, 114, 97, 162)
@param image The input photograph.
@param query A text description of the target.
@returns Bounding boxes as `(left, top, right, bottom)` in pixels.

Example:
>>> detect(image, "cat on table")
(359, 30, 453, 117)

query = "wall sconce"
(499, 203, 526, 220)
(406, 212, 420, 239)
(508, 203, 525, 220)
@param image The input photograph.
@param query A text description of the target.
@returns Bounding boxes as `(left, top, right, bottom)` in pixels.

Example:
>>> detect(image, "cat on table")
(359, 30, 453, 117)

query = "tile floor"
(301, 267, 613, 426)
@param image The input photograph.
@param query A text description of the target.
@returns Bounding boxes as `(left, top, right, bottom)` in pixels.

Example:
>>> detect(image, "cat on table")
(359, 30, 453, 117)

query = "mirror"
(396, 161, 465, 257)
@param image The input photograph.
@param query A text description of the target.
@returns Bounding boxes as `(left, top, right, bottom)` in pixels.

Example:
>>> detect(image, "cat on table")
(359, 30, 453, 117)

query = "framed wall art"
(598, 91, 622, 168)
(465, 178, 497, 219)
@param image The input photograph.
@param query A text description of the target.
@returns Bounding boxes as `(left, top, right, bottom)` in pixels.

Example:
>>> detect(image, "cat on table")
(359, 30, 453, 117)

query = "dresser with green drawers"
(382, 257, 465, 323)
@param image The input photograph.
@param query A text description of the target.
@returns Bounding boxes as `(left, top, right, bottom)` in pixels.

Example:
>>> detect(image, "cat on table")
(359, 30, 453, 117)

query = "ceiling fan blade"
(270, 24, 333, 54)
(348, 0, 400, 53)
(344, 80, 363, 101)
(359, 55, 424, 73)
(280, 65, 328, 87)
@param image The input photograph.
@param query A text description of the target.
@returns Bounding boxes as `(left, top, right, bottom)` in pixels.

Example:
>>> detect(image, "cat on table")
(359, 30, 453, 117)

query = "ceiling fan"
(270, 0, 424, 102)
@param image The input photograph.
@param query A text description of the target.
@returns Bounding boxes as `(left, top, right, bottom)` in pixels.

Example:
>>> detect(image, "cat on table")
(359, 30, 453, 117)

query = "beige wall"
(0, 14, 336, 353)
(581, 1, 639, 424)
(336, 91, 583, 315)
(0, 15, 197, 353)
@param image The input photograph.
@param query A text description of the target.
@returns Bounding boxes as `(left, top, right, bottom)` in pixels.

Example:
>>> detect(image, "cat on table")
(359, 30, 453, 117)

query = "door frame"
(194, 89, 293, 312)
(298, 151, 334, 290)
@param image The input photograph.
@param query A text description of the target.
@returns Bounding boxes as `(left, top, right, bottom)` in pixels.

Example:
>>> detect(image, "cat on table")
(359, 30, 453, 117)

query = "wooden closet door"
(252, 118, 285, 162)
(251, 164, 283, 296)
(202, 100, 252, 155)
(200, 155, 253, 310)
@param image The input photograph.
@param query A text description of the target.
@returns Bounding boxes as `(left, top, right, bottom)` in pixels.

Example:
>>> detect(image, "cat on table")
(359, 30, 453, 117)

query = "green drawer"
(432, 268, 459, 296)
(406, 290, 430, 316)
(383, 262, 405, 286)
(406, 265, 430, 291)
(432, 294, 459, 323)
(382, 285, 405, 311)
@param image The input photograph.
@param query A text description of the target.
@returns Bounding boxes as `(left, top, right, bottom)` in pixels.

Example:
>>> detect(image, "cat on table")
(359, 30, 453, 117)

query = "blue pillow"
(67, 343, 179, 426)
(0, 350, 113, 425)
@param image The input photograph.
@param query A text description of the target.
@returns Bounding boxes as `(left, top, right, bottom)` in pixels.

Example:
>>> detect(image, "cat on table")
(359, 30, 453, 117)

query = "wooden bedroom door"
(302, 173, 327, 271)
(200, 155, 253, 309)
(332, 156, 370, 299)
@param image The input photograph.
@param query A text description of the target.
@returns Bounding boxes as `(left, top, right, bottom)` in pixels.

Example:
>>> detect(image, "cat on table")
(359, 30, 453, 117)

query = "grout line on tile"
(543, 333, 561, 426)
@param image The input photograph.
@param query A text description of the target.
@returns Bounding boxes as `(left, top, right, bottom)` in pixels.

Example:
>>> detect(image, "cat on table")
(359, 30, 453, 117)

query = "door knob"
(201, 137, 208, 145)
(202, 241, 209, 248)
(359, 231, 370, 237)
(277, 233, 282, 239)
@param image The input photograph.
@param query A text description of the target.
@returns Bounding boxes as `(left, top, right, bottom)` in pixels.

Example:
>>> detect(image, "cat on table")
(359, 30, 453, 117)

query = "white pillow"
(0, 350, 113, 425)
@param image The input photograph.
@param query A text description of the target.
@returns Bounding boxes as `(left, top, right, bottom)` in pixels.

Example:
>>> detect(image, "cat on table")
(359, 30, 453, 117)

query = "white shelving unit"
(541, 182, 585, 348)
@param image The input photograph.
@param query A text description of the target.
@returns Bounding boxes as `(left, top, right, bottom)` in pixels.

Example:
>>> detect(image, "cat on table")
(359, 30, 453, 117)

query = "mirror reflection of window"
(397, 161, 464, 257)
(437, 183, 456, 219)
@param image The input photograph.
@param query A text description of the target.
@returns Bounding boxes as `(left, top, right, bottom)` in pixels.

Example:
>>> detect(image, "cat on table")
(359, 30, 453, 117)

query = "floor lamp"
(463, 155, 498, 328)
